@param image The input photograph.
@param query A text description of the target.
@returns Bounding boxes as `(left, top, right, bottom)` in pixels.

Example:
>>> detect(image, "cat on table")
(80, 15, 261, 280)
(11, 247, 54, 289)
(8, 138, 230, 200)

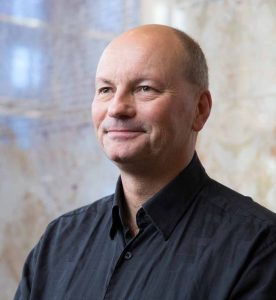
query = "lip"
(106, 129, 145, 139)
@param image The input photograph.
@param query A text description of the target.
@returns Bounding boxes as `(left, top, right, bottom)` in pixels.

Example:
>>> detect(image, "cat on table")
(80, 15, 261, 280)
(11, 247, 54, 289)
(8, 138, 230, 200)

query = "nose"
(107, 90, 136, 119)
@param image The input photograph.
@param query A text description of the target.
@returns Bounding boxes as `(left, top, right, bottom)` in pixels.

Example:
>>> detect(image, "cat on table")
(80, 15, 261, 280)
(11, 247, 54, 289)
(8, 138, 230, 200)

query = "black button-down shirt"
(15, 153, 276, 300)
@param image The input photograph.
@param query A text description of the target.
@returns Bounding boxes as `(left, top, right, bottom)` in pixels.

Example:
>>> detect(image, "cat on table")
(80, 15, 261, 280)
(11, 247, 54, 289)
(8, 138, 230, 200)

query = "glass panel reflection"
(0, 0, 49, 21)
(11, 46, 42, 90)
(89, 0, 124, 33)
(0, 23, 49, 100)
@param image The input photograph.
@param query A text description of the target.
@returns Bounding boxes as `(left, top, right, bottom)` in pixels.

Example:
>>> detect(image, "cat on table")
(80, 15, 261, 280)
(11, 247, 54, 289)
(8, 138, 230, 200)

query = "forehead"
(96, 31, 184, 82)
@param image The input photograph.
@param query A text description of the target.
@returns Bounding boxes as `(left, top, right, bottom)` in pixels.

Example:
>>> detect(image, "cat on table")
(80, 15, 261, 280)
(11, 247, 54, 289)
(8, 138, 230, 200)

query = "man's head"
(92, 24, 211, 174)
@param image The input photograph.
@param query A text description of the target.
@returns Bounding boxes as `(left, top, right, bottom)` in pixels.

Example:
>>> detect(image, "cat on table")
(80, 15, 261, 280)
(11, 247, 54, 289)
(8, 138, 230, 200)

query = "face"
(92, 28, 198, 170)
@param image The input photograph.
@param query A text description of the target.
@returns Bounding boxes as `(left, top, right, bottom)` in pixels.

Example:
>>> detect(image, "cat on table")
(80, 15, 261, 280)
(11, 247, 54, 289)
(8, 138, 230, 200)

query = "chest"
(31, 222, 249, 300)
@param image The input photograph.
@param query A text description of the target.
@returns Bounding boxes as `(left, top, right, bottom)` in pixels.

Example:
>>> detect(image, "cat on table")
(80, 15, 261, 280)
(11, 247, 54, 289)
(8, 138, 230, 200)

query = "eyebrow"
(95, 78, 113, 85)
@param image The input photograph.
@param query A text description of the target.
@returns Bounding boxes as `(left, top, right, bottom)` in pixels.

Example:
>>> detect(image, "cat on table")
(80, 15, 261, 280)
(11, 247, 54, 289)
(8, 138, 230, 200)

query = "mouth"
(105, 128, 145, 139)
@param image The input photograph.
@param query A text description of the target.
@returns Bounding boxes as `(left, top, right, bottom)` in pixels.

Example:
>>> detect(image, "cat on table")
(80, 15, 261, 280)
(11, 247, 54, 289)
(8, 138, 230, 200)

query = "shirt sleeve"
(13, 230, 45, 300)
(229, 238, 276, 300)
(13, 247, 35, 300)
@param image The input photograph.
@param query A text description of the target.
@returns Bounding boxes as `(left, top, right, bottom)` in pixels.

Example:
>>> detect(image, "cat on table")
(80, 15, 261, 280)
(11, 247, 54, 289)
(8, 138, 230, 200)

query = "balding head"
(100, 24, 209, 90)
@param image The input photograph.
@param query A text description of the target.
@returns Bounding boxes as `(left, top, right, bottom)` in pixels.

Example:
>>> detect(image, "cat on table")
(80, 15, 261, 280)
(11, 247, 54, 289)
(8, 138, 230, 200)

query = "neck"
(118, 152, 195, 236)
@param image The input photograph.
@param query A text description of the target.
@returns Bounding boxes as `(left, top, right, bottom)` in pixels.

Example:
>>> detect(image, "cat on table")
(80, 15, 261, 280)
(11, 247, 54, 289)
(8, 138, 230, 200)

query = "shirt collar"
(110, 152, 208, 240)
(110, 179, 125, 239)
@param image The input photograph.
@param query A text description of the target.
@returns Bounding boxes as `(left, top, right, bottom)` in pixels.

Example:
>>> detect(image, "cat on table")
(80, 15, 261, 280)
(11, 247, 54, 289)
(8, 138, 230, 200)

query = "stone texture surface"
(0, 0, 276, 299)
(169, 0, 276, 212)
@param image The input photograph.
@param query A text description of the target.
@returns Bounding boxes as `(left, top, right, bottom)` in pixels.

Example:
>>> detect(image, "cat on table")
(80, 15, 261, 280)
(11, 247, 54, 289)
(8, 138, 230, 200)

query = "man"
(15, 24, 276, 300)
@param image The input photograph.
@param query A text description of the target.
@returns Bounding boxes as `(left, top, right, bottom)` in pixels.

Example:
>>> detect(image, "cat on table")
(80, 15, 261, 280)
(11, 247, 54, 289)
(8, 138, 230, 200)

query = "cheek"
(91, 101, 106, 130)
(175, 99, 195, 128)
(143, 107, 175, 143)
(151, 105, 176, 129)
(155, 104, 193, 141)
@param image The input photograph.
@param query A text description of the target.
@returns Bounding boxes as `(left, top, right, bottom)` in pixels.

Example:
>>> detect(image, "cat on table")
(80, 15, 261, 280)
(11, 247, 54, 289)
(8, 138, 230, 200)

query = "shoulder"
(53, 194, 114, 220)
(18, 194, 115, 290)
(199, 178, 276, 251)
(44, 194, 114, 236)
(204, 178, 276, 226)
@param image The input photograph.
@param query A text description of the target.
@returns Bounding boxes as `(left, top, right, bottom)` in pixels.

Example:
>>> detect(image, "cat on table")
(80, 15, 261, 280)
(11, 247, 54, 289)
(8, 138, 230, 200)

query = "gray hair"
(173, 28, 209, 89)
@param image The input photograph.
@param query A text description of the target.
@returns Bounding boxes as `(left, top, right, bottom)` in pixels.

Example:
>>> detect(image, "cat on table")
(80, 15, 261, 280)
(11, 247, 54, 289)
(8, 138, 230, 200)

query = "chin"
(104, 144, 134, 159)
(108, 153, 134, 164)
(103, 142, 149, 165)
(106, 149, 142, 165)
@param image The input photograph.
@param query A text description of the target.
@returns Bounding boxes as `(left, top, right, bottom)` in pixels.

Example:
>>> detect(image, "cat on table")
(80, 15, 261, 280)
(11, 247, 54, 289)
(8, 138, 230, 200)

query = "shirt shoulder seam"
(48, 194, 114, 225)
(205, 179, 276, 226)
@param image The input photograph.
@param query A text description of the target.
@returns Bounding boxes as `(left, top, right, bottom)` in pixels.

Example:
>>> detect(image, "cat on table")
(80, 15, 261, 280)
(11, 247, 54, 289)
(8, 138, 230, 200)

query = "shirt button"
(124, 251, 132, 260)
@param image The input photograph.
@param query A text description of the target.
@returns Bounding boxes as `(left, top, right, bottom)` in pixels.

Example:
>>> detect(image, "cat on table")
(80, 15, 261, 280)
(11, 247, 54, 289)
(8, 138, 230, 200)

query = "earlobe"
(192, 90, 212, 132)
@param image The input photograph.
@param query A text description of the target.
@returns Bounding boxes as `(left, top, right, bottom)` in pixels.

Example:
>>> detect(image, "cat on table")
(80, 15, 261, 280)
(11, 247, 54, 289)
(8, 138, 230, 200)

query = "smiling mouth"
(106, 129, 145, 139)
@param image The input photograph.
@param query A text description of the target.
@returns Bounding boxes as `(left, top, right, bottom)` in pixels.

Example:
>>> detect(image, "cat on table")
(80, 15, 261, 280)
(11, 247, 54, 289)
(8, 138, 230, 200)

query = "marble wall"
(0, 0, 275, 299)
(170, 0, 276, 212)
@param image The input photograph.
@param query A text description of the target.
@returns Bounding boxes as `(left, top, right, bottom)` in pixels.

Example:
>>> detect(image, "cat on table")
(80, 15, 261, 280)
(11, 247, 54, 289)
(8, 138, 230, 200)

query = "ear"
(192, 90, 212, 132)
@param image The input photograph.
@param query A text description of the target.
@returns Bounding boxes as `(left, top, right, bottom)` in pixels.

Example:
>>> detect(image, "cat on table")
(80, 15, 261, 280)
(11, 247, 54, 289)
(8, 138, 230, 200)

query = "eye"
(98, 87, 112, 94)
(137, 85, 153, 92)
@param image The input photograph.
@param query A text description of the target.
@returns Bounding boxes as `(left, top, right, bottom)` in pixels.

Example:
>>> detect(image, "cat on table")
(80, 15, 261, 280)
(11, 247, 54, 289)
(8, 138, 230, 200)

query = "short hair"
(173, 28, 209, 89)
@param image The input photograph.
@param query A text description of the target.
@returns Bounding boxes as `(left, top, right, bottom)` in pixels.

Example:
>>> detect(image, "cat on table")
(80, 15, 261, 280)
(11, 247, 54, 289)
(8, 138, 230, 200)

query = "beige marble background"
(0, 0, 275, 299)
(171, 0, 276, 212)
